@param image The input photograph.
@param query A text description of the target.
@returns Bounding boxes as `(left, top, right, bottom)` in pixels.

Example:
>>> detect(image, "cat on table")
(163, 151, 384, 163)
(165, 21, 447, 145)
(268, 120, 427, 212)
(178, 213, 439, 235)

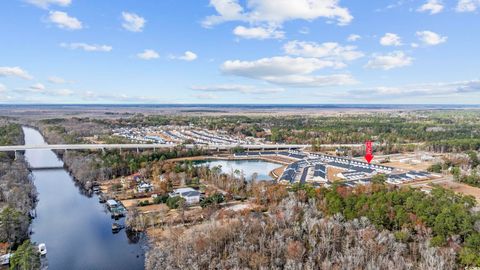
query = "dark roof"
(181, 191, 201, 197)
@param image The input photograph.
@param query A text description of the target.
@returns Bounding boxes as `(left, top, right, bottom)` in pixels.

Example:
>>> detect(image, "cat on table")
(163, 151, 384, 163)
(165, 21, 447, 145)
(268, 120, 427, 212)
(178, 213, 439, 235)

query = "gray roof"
(181, 191, 201, 197)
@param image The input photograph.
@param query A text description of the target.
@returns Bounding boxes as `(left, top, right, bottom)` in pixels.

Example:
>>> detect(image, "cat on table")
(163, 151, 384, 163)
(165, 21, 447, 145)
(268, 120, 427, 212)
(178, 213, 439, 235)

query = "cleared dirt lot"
(327, 167, 346, 182)
(384, 160, 434, 171)
(437, 181, 480, 203)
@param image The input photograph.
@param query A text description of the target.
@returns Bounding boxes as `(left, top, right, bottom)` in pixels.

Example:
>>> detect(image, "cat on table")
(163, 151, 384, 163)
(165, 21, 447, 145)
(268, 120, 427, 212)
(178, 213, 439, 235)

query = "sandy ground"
(437, 181, 480, 203)
(327, 167, 346, 182)
(271, 165, 286, 179)
(122, 198, 151, 208)
(384, 161, 434, 171)
(138, 203, 170, 213)
(260, 155, 297, 164)
(406, 176, 480, 203)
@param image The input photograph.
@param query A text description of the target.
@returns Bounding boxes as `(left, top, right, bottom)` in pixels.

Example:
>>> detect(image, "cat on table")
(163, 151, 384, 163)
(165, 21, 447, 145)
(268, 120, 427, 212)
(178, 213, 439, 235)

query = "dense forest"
(137, 157, 480, 268)
(0, 121, 38, 255)
(60, 147, 207, 188)
(35, 110, 480, 154)
(146, 183, 480, 269)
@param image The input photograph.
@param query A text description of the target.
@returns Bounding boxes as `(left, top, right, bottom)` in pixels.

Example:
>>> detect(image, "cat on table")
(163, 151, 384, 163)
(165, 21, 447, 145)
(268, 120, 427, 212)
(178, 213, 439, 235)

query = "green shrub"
(153, 194, 169, 204)
(200, 193, 225, 208)
(427, 163, 442, 173)
(166, 196, 185, 209)
(9, 240, 40, 270)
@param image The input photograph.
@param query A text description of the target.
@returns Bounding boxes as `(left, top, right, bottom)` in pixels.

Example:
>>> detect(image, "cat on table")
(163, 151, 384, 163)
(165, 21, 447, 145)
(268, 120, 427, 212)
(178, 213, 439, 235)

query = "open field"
(384, 160, 435, 171)
(438, 181, 480, 203)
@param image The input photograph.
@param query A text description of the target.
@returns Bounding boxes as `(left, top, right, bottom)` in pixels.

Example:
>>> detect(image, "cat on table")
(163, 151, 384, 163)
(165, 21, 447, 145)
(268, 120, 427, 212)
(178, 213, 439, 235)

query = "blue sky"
(0, 0, 479, 104)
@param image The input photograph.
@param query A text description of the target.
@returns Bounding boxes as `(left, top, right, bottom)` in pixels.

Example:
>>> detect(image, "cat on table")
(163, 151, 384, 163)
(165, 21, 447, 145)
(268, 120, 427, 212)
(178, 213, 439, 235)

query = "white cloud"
(0, 94, 13, 102)
(0, 66, 33, 80)
(380, 33, 402, 46)
(349, 80, 480, 98)
(416, 30, 447, 46)
(347, 34, 361, 42)
(192, 93, 219, 100)
(191, 84, 284, 94)
(0, 84, 6, 93)
(60, 42, 112, 52)
(81, 91, 166, 103)
(30, 83, 45, 91)
(417, 0, 444, 14)
(179, 51, 198, 61)
(365, 51, 413, 70)
(121, 12, 146, 32)
(233, 25, 284, 40)
(203, 0, 353, 28)
(137, 49, 159, 60)
(299, 27, 310, 35)
(14, 84, 74, 97)
(221, 56, 356, 87)
(48, 76, 67, 84)
(48, 11, 82, 30)
(456, 0, 480, 12)
(52, 89, 74, 96)
(223, 56, 337, 77)
(25, 0, 71, 9)
(265, 74, 356, 87)
(171, 51, 198, 61)
(283, 41, 364, 65)
(375, 1, 410, 12)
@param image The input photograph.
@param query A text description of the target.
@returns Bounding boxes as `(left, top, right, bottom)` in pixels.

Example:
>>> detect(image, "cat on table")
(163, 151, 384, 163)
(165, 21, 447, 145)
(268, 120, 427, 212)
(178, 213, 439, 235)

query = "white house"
(137, 182, 153, 193)
(170, 187, 201, 204)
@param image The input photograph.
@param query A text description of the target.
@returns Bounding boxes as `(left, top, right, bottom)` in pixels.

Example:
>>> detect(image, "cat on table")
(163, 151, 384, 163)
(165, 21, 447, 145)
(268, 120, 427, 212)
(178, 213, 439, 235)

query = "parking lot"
(234, 150, 438, 187)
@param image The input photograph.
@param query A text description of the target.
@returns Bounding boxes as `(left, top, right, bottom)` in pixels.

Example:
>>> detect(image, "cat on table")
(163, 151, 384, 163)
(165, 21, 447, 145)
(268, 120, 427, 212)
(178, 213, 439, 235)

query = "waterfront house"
(170, 187, 201, 204)
(137, 182, 153, 193)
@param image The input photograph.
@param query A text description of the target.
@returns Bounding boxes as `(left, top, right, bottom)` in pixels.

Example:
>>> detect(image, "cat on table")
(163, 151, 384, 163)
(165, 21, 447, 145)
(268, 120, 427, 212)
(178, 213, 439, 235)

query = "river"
(23, 127, 145, 270)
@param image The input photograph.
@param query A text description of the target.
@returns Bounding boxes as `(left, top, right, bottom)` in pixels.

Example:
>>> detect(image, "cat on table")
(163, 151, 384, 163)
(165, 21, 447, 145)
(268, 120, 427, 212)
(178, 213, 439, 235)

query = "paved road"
(0, 143, 314, 152)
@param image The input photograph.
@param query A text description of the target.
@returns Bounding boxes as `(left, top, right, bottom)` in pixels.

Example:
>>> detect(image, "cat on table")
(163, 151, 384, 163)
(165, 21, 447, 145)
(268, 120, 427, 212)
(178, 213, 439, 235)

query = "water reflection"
(23, 127, 145, 270)
(194, 159, 282, 181)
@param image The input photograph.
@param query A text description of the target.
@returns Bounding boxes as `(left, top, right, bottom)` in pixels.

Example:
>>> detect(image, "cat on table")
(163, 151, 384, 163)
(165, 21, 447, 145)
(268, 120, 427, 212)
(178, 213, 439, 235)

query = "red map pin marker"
(365, 140, 374, 164)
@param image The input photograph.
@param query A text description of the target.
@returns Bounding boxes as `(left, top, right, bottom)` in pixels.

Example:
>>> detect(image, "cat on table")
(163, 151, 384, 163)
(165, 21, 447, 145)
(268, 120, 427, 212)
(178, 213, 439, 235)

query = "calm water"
(23, 127, 145, 270)
(195, 159, 281, 181)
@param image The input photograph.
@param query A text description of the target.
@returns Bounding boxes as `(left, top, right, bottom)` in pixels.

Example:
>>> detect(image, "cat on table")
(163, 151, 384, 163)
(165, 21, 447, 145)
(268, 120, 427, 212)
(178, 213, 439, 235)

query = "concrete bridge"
(0, 143, 363, 152)
(28, 165, 65, 170)
(0, 143, 314, 152)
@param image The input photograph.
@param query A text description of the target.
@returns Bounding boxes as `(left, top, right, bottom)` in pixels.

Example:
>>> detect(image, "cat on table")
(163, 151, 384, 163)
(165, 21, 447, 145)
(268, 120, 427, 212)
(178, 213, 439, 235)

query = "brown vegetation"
(146, 196, 456, 270)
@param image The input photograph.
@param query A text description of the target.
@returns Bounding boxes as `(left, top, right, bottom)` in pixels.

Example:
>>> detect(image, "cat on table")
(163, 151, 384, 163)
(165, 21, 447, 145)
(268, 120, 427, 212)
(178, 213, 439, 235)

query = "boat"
(112, 222, 124, 233)
(0, 254, 11, 265)
(98, 194, 106, 203)
(111, 210, 125, 219)
(38, 243, 47, 256)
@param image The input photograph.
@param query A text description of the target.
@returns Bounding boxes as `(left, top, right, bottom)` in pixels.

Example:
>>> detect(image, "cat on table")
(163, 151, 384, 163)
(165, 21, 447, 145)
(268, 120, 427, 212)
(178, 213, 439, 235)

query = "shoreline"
(167, 154, 290, 180)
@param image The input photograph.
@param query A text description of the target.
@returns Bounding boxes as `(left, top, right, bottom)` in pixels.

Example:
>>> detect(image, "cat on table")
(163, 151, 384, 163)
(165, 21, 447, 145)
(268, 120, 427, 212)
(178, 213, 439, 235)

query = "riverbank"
(22, 126, 146, 270)
(0, 122, 37, 262)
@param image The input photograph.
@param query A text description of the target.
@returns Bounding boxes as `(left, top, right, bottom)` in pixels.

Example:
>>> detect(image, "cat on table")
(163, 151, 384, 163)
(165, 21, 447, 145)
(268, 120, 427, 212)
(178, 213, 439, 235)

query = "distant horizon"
(2, 103, 480, 107)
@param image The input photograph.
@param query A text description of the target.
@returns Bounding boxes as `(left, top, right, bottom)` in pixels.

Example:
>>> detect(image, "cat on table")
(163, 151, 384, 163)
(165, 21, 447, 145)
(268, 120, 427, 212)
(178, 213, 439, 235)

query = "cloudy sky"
(1, 0, 479, 104)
